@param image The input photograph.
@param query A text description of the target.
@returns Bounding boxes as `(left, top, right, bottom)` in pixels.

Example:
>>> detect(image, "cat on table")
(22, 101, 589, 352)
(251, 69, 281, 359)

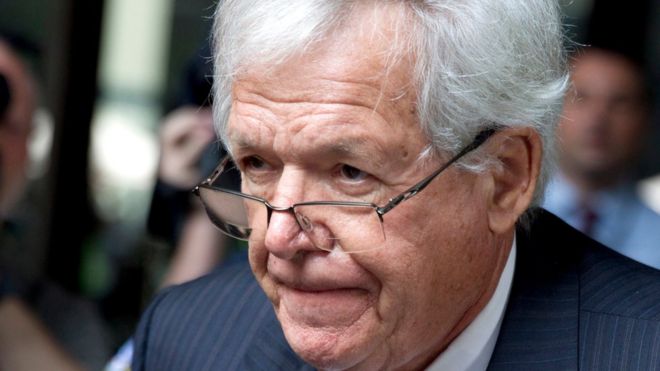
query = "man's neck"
(426, 236, 517, 371)
(419, 233, 514, 369)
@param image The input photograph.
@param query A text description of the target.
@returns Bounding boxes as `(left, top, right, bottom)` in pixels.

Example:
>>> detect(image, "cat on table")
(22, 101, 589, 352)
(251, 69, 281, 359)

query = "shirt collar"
(426, 238, 516, 371)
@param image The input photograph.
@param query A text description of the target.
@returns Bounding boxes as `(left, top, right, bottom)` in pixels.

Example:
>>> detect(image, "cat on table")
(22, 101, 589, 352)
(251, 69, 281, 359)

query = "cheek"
(365, 176, 492, 352)
(612, 118, 644, 146)
(248, 237, 285, 311)
(248, 235, 271, 290)
(364, 230, 490, 364)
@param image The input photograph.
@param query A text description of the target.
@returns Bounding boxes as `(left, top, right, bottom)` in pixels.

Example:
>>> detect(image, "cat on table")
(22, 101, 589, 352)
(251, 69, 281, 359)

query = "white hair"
(212, 0, 569, 206)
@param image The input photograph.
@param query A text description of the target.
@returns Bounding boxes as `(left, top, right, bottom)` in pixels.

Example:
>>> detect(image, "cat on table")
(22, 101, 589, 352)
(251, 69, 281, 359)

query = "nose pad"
(296, 212, 313, 231)
(293, 209, 337, 252)
(264, 208, 317, 260)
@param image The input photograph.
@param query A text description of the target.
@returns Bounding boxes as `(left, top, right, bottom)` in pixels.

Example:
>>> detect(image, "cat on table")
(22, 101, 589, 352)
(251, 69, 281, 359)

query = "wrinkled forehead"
(230, 46, 415, 111)
(224, 3, 422, 155)
(222, 3, 419, 128)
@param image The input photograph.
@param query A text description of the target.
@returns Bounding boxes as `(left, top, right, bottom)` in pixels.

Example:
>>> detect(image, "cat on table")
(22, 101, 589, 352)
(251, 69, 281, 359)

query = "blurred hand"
(158, 106, 215, 189)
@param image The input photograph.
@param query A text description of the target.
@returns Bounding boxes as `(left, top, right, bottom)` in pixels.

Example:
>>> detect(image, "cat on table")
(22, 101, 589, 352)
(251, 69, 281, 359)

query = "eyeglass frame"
(193, 126, 499, 240)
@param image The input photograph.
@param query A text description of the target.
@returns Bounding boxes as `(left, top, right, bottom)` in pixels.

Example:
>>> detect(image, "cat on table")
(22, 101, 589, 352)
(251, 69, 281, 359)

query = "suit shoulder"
(518, 209, 660, 320)
(580, 241, 660, 321)
(158, 262, 263, 309)
(132, 263, 278, 370)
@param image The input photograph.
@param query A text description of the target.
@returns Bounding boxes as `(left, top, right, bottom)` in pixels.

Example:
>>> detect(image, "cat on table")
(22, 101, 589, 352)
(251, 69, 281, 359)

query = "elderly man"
(132, 1, 660, 370)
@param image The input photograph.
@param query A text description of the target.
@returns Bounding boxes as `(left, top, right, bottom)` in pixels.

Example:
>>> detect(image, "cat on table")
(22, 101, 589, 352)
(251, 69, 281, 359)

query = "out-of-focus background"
(1, 0, 221, 368)
(0, 0, 658, 368)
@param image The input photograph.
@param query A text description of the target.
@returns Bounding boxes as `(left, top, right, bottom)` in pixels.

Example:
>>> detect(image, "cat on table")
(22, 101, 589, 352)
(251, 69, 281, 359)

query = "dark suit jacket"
(132, 210, 660, 370)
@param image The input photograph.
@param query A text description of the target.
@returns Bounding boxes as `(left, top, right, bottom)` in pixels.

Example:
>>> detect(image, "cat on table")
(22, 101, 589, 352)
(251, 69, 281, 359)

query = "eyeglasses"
(193, 127, 498, 253)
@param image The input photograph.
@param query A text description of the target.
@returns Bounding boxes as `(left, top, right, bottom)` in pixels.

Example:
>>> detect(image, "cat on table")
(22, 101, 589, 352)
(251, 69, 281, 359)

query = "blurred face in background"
(558, 49, 648, 189)
(0, 40, 35, 216)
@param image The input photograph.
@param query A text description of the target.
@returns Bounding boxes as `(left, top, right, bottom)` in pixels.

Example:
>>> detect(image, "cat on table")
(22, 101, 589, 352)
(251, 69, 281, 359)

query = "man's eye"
(339, 164, 368, 182)
(243, 156, 268, 171)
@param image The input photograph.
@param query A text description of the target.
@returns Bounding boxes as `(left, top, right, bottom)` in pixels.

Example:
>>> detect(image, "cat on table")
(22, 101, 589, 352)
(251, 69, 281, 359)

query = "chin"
(277, 309, 385, 370)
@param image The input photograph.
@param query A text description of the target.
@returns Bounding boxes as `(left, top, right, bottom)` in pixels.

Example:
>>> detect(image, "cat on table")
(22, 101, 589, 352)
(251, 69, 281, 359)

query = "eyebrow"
(229, 133, 255, 152)
(229, 131, 386, 167)
(312, 137, 391, 172)
(324, 137, 372, 157)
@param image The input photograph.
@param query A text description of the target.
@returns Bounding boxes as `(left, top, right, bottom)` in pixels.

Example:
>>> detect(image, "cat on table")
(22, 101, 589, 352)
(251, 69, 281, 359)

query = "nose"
(262, 168, 319, 260)
(263, 207, 317, 260)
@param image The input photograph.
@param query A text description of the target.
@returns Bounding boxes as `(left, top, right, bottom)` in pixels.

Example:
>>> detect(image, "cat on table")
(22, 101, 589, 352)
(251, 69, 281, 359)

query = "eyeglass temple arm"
(377, 127, 499, 216)
(193, 156, 234, 194)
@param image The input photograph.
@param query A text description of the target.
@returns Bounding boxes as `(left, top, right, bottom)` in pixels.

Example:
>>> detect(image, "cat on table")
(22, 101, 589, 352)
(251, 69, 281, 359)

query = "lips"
(267, 254, 376, 327)
(276, 275, 364, 292)
(278, 286, 371, 327)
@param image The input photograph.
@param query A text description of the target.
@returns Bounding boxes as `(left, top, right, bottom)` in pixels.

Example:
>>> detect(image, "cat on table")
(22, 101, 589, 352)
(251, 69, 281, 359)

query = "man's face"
(558, 50, 648, 187)
(225, 7, 506, 370)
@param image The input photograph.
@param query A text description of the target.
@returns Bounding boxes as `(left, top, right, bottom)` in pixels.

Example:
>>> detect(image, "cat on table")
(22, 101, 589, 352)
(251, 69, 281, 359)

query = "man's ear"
(482, 127, 542, 234)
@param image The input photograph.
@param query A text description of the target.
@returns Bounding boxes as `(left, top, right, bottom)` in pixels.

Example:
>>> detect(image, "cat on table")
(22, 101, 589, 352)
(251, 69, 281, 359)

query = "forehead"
(226, 3, 424, 159)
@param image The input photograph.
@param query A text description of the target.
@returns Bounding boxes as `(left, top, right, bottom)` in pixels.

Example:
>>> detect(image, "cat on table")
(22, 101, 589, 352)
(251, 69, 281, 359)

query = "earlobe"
(484, 127, 542, 234)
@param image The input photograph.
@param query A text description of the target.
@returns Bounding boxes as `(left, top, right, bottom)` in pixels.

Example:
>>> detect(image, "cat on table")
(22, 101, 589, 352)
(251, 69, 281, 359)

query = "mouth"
(264, 252, 378, 328)
(277, 284, 372, 327)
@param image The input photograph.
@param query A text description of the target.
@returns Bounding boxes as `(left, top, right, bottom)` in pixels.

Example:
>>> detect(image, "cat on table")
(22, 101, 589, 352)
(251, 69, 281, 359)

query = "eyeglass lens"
(197, 187, 385, 253)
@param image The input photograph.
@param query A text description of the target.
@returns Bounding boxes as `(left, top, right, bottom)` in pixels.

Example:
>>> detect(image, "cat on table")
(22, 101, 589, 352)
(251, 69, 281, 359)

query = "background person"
(145, 44, 244, 288)
(0, 37, 89, 371)
(543, 47, 660, 269)
(0, 38, 109, 370)
(107, 45, 243, 371)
